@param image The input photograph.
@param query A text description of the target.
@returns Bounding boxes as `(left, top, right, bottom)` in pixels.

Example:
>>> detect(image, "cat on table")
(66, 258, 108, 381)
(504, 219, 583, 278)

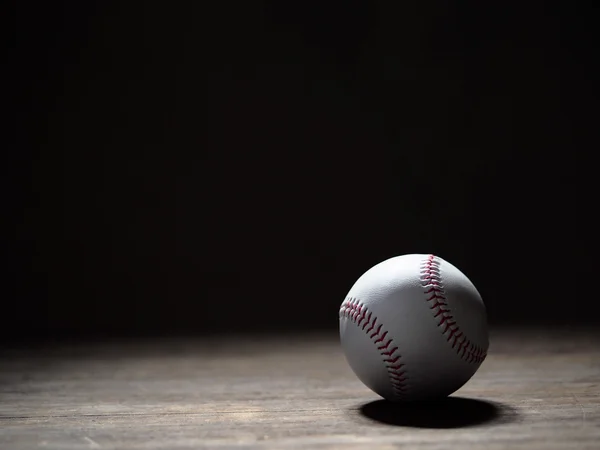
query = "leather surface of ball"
(339, 254, 488, 401)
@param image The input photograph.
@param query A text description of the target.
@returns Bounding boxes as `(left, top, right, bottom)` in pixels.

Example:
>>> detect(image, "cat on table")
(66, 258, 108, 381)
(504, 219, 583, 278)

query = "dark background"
(6, 2, 590, 343)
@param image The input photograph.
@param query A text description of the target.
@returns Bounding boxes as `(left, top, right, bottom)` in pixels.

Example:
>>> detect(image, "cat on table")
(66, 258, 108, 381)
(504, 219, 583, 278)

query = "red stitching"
(420, 254, 487, 364)
(339, 298, 408, 396)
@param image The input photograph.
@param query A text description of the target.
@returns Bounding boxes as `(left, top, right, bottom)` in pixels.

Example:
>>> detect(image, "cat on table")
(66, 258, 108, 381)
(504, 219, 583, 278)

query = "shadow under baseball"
(359, 396, 519, 428)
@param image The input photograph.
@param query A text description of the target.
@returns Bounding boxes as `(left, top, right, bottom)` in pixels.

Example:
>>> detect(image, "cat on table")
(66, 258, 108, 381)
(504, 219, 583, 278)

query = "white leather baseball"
(339, 254, 488, 402)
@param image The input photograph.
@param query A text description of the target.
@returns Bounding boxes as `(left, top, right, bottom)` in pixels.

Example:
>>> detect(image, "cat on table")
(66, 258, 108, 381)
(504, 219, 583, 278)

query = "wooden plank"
(1, 328, 599, 449)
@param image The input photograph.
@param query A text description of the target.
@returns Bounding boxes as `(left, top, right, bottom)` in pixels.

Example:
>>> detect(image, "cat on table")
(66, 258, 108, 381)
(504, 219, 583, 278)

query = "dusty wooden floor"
(1, 327, 599, 449)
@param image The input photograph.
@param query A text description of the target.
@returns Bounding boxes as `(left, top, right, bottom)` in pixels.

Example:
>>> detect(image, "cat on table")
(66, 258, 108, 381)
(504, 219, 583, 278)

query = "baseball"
(339, 253, 488, 402)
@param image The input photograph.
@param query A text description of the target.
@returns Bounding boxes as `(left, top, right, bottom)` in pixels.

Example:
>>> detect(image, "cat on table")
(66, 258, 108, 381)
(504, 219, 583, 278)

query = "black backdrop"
(6, 2, 589, 342)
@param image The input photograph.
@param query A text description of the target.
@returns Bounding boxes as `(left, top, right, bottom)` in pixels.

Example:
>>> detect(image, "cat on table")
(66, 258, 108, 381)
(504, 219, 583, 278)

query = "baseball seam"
(339, 297, 408, 397)
(420, 254, 487, 364)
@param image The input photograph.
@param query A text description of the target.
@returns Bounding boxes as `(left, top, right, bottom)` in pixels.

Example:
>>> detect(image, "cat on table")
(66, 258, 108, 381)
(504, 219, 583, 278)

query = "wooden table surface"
(1, 327, 599, 449)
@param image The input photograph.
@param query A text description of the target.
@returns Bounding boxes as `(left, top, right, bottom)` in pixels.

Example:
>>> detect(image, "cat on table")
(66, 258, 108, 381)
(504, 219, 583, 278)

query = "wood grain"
(1, 327, 599, 449)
